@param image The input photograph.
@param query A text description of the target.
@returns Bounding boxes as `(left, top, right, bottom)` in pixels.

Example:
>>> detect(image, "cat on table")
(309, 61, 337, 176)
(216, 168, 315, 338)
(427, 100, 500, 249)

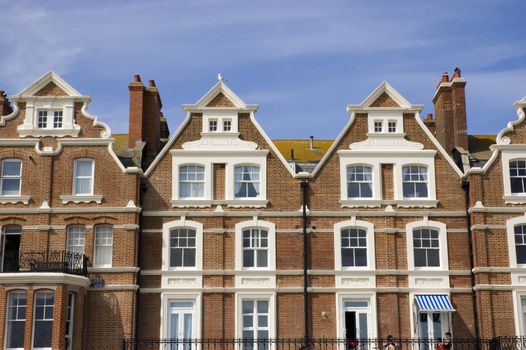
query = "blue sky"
(1, 0, 526, 139)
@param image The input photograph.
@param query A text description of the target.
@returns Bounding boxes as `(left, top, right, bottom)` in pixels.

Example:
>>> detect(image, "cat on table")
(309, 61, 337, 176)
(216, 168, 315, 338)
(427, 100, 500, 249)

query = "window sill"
(172, 199, 212, 208)
(0, 195, 30, 204)
(504, 195, 526, 204)
(17, 125, 81, 138)
(396, 199, 438, 208)
(60, 195, 103, 204)
(341, 199, 382, 208)
(226, 199, 268, 208)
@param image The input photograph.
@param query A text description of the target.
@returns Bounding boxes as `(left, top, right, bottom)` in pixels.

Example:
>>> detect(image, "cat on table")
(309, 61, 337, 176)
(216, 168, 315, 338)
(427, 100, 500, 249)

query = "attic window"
(223, 120, 232, 132)
(209, 120, 218, 132)
(388, 121, 396, 133)
(374, 121, 382, 133)
(37, 110, 63, 129)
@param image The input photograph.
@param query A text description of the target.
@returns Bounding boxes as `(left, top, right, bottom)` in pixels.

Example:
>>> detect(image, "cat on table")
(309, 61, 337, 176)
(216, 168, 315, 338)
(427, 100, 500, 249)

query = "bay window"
(5, 291, 26, 349)
(33, 290, 54, 349)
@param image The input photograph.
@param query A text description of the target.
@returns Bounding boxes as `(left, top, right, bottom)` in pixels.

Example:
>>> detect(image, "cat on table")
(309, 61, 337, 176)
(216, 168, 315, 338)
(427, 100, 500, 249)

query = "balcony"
(1, 250, 88, 276)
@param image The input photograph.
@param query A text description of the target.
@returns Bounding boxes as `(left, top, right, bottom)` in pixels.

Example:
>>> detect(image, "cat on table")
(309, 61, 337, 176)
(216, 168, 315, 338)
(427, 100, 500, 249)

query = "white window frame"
(208, 119, 218, 132)
(235, 220, 275, 271)
(66, 225, 86, 254)
(5, 290, 27, 350)
(366, 112, 404, 134)
(412, 228, 441, 268)
(339, 159, 382, 207)
(334, 220, 375, 271)
(223, 119, 232, 132)
(36, 109, 64, 130)
(32, 289, 55, 350)
(72, 158, 94, 196)
(168, 227, 198, 269)
(162, 219, 203, 271)
(406, 220, 448, 271)
(502, 151, 526, 203)
(65, 293, 75, 350)
(160, 293, 202, 340)
(241, 228, 270, 269)
(0, 159, 22, 197)
(335, 292, 377, 339)
(506, 216, 526, 268)
(509, 159, 526, 194)
(234, 164, 261, 199)
(93, 225, 113, 268)
(388, 120, 397, 133)
(179, 164, 205, 199)
(346, 165, 374, 199)
(402, 165, 429, 199)
(373, 120, 382, 133)
(235, 293, 276, 341)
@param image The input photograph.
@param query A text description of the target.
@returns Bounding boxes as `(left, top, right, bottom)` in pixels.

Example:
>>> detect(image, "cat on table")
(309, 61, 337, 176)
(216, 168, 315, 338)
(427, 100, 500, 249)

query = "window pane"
(415, 183, 428, 197)
(341, 249, 354, 267)
(243, 250, 254, 267)
(75, 160, 93, 177)
(414, 249, 427, 267)
(360, 183, 373, 197)
(354, 248, 367, 266)
(2, 179, 20, 195)
(242, 301, 253, 314)
(257, 300, 268, 313)
(427, 250, 440, 267)
(256, 250, 268, 267)
(34, 321, 53, 348)
(517, 245, 526, 264)
(183, 249, 196, 267)
(403, 183, 415, 197)
(2, 161, 21, 176)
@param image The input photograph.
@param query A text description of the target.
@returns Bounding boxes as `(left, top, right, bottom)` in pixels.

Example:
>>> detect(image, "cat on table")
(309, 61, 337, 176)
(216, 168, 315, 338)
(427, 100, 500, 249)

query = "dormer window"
(223, 120, 232, 132)
(374, 120, 382, 133)
(209, 120, 218, 132)
(37, 110, 63, 129)
(388, 121, 397, 133)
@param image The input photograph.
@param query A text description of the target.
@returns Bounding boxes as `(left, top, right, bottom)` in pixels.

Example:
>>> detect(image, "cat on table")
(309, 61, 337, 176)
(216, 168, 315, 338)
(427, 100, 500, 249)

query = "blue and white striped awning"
(415, 294, 455, 312)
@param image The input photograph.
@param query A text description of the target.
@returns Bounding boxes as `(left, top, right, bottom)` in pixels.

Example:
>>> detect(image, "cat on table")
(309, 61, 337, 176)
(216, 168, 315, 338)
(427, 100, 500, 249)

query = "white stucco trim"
(0, 273, 90, 287)
(162, 219, 203, 271)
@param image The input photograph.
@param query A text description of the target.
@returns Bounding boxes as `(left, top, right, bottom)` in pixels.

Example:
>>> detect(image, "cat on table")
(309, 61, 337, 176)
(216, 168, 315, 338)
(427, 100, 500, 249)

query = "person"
(346, 338, 359, 350)
(442, 332, 452, 350)
(383, 335, 397, 350)
(435, 338, 444, 350)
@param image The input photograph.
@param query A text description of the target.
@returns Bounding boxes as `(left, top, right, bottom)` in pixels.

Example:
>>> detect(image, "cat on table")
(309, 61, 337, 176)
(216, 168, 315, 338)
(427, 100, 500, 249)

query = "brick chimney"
(0, 90, 13, 116)
(432, 68, 468, 156)
(128, 75, 162, 156)
(423, 113, 436, 135)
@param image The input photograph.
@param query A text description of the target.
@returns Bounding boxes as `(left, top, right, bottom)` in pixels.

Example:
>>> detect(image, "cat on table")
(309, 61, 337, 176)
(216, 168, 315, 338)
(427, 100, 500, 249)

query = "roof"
(112, 134, 129, 156)
(468, 134, 496, 161)
(273, 140, 333, 163)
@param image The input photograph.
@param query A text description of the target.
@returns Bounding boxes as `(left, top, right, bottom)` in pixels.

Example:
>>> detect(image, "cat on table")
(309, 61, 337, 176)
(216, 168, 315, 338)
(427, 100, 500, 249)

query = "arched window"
(234, 165, 260, 198)
(169, 227, 197, 268)
(242, 228, 269, 268)
(515, 224, 526, 264)
(1, 159, 22, 196)
(347, 165, 373, 198)
(94, 225, 113, 267)
(402, 165, 428, 198)
(510, 160, 526, 194)
(341, 228, 367, 267)
(179, 165, 205, 198)
(33, 290, 55, 349)
(6, 290, 27, 349)
(413, 228, 440, 267)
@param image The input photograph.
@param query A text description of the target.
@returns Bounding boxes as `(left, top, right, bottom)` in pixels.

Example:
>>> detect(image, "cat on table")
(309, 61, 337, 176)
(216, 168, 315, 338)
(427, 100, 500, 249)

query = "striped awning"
(415, 294, 455, 312)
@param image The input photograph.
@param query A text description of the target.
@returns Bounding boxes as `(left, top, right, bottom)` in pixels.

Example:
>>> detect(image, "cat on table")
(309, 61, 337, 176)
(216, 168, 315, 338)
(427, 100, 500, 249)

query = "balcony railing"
(121, 337, 526, 350)
(1, 250, 88, 276)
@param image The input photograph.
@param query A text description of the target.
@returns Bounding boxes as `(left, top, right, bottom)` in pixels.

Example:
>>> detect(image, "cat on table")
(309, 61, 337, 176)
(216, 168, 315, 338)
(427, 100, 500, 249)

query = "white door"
(343, 300, 370, 350)
(417, 313, 450, 350)
(168, 300, 196, 350)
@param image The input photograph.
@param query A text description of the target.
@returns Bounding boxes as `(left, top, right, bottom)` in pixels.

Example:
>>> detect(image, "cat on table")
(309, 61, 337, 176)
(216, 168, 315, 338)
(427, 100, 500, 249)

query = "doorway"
(0, 226, 21, 272)
(168, 300, 196, 350)
(343, 300, 370, 350)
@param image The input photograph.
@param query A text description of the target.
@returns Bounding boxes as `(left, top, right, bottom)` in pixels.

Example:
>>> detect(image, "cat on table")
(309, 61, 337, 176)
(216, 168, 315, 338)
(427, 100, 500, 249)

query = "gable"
(34, 82, 68, 97)
(369, 92, 401, 108)
(206, 92, 235, 107)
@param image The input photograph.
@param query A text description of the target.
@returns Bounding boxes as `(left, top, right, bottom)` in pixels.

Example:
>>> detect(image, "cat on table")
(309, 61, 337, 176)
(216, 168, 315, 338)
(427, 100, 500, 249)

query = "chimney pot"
(149, 80, 156, 88)
(440, 72, 449, 83)
(133, 74, 142, 83)
(453, 67, 461, 79)
(426, 113, 433, 120)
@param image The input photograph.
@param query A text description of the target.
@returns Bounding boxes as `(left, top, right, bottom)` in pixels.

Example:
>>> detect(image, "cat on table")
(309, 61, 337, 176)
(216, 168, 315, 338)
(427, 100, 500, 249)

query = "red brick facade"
(0, 70, 525, 348)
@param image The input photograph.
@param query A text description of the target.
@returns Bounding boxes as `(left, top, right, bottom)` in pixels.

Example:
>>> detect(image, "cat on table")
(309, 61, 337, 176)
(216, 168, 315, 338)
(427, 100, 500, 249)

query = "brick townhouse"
(1, 69, 526, 349)
(0, 72, 142, 349)
(135, 70, 477, 344)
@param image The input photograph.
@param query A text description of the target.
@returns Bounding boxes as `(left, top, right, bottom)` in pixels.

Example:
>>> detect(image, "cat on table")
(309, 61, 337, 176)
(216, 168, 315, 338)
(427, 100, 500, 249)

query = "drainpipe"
(301, 180, 310, 345)
(462, 180, 480, 341)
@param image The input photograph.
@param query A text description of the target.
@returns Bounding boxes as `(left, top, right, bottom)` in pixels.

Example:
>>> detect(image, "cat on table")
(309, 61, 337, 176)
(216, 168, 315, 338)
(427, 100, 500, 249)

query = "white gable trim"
(182, 80, 257, 111)
(14, 71, 83, 98)
(466, 97, 526, 175)
(347, 81, 424, 112)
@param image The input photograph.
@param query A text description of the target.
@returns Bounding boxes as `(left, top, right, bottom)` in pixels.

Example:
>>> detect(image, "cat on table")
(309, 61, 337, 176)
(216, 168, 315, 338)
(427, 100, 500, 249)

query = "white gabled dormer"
(338, 82, 440, 208)
(12, 71, 85, 137)
(172, 75, 269, 208)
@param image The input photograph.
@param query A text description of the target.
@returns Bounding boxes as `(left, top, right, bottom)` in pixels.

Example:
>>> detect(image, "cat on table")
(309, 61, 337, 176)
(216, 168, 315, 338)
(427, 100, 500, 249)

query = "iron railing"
(1, 250, 88, 276)
(121, 337, 526, 350)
